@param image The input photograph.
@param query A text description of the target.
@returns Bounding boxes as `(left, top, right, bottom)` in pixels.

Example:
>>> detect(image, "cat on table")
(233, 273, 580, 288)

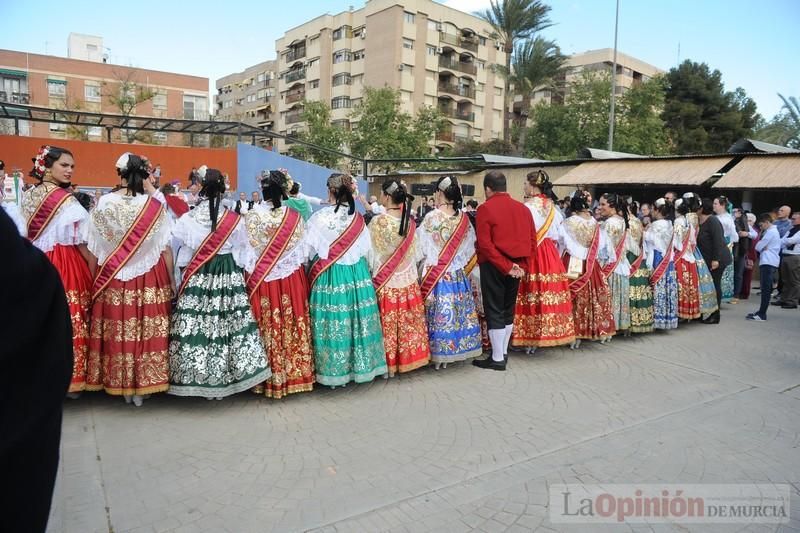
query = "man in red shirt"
(473, 170, 536, 371)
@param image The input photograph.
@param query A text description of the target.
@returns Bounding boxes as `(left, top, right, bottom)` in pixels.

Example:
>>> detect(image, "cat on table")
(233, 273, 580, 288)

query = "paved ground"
(48, 302, 800, 533)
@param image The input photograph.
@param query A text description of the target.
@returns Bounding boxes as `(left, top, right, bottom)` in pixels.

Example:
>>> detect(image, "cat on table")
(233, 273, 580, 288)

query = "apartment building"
(271, 0, 506, 151)
(0, 48, 209, 145)
(215, 60, 278, 137)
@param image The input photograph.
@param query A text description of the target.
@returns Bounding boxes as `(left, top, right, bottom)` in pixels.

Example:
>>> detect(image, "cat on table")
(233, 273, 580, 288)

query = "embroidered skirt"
(652, 251, 678, 330)
(693, 249, 719, 318)
(627, 252, 654, 334)
(608, 272, 631, 333)
(88, 256, 171, 396)
(721, 244, 734, 301)
(425, 268, 483, 363)
(675, 255, 701, 320)
(377, 283, 430, 376)
(564, 255, 616, 341)
(169, 253, 270, 398)
(513, 239, 575, 347)
(249, 267, 314, 398)
(309, 258, 387, 386)
(46, 244, 93, 393)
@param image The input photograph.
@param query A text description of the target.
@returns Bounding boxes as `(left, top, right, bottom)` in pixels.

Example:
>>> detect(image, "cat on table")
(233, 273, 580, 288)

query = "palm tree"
(499, 37, 567, 153)
(778, 93, 800, 147)
(756, 94, 800, 149)
(479, 0, 553, 143)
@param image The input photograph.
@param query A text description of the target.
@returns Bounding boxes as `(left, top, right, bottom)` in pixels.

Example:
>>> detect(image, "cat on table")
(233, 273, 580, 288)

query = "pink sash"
(569, 224, 600, 294)
(178, 210, 240, 295)
(27, 186, 71, 242)
(372, 221, 417, 293)
(308, 213, 366, 287)
(246, 208, 302, 298)
(650, 236, 675, 286)
(419, 213, 471, 300)
(601, 229, 628, 279)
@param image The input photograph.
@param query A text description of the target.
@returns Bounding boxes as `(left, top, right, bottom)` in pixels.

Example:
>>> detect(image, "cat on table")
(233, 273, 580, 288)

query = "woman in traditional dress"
(561, 193, 615, 348)
(86, 154, 173, 406)
(244, 169, 314, 398)
(21, 145, 93, 396)
(367, 179, 430, 376)
(512, 170, 574, 353)
(673, 197, 701, 321)
(418, 176, 482, 368)
(683, 193, 718, 320)
(713, 196, 737, 302)
(626, 198, 654, 333)
(306, 173, 387, 387)
(645, 199, 678, 330)
(598, 193, 632, 337)
(169, 167, 270, 399)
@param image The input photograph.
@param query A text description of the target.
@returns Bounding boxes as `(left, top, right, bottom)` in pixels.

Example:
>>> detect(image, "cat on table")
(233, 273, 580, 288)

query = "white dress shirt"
(781, 226, 800, 255)
(755, 225, 781, 267)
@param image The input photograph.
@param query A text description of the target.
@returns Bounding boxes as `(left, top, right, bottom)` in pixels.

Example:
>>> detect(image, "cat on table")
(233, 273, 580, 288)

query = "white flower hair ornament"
(654, 197, 666, 208)
(385, 181, 399, 194)
(674, 198, 684, 209)
(438, 176, 453, 191)
(197, 165, 208, 180)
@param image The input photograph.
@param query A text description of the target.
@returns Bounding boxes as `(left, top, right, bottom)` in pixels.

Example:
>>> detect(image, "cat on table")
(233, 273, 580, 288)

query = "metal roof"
(713, 153, 800, 189)
(477, 153, 550, 165)
(578, 147, 647, 159)
(554, 156, 735, 186)
(728, 138, 800, 154)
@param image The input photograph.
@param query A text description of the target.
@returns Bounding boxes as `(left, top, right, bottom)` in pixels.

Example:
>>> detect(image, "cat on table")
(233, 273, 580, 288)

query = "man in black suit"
(234, 191, 248, 214)
(696, 197, 732, 324)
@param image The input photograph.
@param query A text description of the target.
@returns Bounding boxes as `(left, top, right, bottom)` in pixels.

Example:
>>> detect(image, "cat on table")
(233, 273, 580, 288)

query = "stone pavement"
(47, 304, 800, 533)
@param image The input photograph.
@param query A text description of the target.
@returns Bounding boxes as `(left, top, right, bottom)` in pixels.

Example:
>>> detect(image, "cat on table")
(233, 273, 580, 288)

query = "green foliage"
(662, 60, 760, 154)
(288, 100, 347, 169)
(754, 94, 800, 149)
(103, 70, 156, 144)
(445, 137, 516, 156)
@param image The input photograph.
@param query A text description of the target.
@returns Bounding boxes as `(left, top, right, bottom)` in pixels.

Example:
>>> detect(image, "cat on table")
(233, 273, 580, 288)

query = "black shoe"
(472, 358, 506, 371)
(701, 312, 720, 324)
(771, 300, 785, 306)
(781, 304, 798, 309)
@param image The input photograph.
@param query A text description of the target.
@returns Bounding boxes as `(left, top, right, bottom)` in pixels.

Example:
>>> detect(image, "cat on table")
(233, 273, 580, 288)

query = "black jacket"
(697, 215, 732, 268)
(734, 215, 750, 258)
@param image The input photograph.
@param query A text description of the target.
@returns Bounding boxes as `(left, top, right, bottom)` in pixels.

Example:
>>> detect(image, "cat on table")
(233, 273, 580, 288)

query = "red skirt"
(45, 244, 93, 393)
(513, 239, 576, 347)
(675, 256, 701, 320)
(88, 257, 171, 395)
(564, 255, 616, 340)
(377, 283, 431, 375)
(249, 267, 315, 398)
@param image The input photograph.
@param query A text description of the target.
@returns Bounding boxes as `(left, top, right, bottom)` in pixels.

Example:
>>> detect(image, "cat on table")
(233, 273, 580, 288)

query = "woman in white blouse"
(645, 199, 678, 330)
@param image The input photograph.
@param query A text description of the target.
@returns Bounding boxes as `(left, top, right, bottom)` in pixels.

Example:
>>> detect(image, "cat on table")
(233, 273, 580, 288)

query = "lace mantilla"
(243, 204, 310, 281)
(418, 209, 476, 271)
(305, 205, 371, 265)
(367, 214, 423, 288)
(22, 183, 88, 252)
(173, 203, 253, 269)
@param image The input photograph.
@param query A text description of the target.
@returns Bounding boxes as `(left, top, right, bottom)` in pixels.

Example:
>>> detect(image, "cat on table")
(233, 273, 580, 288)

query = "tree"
(478, 0, 553, 144)
(662, 60, 760, 154)
(615, 75, 669, 156)
(288, 101, 347, 169)
(348, 86, 444, 172)
(104, 70, 156, 144)
(754, 94, 800, 149)
(445, 137, 515, 156)
(499, 36, 567, 153)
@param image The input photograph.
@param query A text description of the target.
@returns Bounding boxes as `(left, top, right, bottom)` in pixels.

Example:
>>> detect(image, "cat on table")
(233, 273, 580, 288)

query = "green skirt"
(628, 252, 655, 333)
(169, 253, 271, 398)
(309, 257, 387, 386)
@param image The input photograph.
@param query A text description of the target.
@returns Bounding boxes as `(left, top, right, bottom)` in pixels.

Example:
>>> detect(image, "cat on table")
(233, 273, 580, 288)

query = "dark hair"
(118, 154, 149, 196)
(601, 192, 629, 229)
(0, 159, 4, 170)
(483, 170, 507, 192)
(526, 170, 557, 201)
(160, 183, 176, 195)
(328, 173, 355, 215)
(699, 197, 714, 215)
(73, 191, 92, 211)
(435, 175, 463, 211)
(199, 168, 226, 231)
(757, 212, 773, 224)
(381, 179, 415, 235)
(289, 181, 300, 195)
(626, 196, 639, 217)
(570, 192, 590, 213)
(677, 194, 699, 215)
(261, 170, 289, 210)
(466, 199, 478, 209)
(653, 200, 673, 219)
(715, 195, 730, 208)
(30, 145, 73, 180)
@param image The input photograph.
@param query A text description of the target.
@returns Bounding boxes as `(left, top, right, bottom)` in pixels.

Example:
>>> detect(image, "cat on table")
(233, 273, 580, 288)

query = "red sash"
(372, 221, 416, 293)
(246, 208, 302, 298)
(601, 229, 628, 279)
(27, 186, 72, 242)
(308, 213, 366, 287)
(420, 213, 471, 300)
(178, 210, 240, 295)
(92, 198, 164, 299)
(165, 194, 189, 218)
(673, 226, 693, 264)
(649, 236, 675, 286)
(629, 248, 646, 274)
(569, 224, 600, 294)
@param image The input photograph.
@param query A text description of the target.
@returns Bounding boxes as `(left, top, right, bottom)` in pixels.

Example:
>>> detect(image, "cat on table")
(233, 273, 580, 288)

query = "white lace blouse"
(305, 205, 371, 265)
(417, 209, 476, 272)
(367, 214, 424, 288)
(673, 215, 696, 263)
(173, 202, 253, 269)
(243, 203, 310, 282)
(525, 196, 565, 250)
(561, 215, 610, 263)
(21, 183, 88, 252)
(716, 212, 739, 244)
(86, 193, 172, 281)
(601, 215, 631, 275)
(2, 202, 27, 237)
(644, 218, 674, 268)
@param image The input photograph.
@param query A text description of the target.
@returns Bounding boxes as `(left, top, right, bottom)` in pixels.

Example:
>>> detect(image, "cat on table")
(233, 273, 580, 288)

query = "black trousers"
(710, 264, 724, 318)
(480, 262, 520, 330)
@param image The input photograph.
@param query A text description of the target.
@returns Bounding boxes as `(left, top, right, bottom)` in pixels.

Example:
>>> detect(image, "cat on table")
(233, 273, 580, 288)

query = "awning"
(554, 156, 734, 186)
(47, 78, 67, 84)
(0, 68, 27, 77)
(713, 154, 800, 189)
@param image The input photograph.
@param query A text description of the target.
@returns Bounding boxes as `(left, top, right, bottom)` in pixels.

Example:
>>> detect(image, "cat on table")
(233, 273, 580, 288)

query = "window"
(257, 72, 266, 82)
(310, 79, 320, 89)
(425, 69, 435, 81)
(183, 94, 208, 120)
(87, 126, 102, 137)
(223, 100, 233, 109)
(85, 83, 101, 102)
(352, 74, 363, 85)
(152, 131, 167, 144)
(403, 11, 415, 24)
(494, 87, 502, 96)
(331, 96, 351, 109)
(86, 44, 98, 51)
(477, 60, 485, 70)
(153, 90, 167, 110)
(47, 80, 66, 97)
(332, 73, 352, 87)
(257, 88, 267, 99)
(427, 45, 437, 56)
(332, 26, 351, 40)
(427, 20, 439, 31)
(400, 64, 413, 74)
(49, 122, 66, 132)
(332, 50, 352, 63)
(246, 94, 257, 103)
(402, 38, 414, 50)
(353, 50, 365, 61)
(306, 58, 319, 68)
(479, 36, 486, 46)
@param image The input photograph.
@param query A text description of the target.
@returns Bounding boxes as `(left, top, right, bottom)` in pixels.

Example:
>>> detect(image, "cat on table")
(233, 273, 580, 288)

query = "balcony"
(285, 111, 304, 124)
(439, 107, 475, 122)
(285, 69, 306, 83)
(285, 47, 306, 63)
(439, 32, 479, 53)
(0, 91, 30, 104)
(436, 130, 455, 143)
(438, 83, 475, 99)
(285, 91, 305, 104)
(439, 56, 477, 76)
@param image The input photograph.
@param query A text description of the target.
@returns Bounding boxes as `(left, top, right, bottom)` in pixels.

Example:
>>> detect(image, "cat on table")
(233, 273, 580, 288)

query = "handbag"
(565, 255, 583, 280)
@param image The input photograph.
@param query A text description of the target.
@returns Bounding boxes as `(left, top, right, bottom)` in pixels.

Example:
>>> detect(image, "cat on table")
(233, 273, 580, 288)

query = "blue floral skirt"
(425, 269, 482, 364)
(652, 251, 678, 330)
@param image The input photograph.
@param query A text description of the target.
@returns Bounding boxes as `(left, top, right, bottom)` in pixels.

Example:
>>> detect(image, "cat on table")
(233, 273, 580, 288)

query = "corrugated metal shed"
(553, 156, 734, 186)
(728, 139, 800, 154)
(713, 154, 800, 188)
